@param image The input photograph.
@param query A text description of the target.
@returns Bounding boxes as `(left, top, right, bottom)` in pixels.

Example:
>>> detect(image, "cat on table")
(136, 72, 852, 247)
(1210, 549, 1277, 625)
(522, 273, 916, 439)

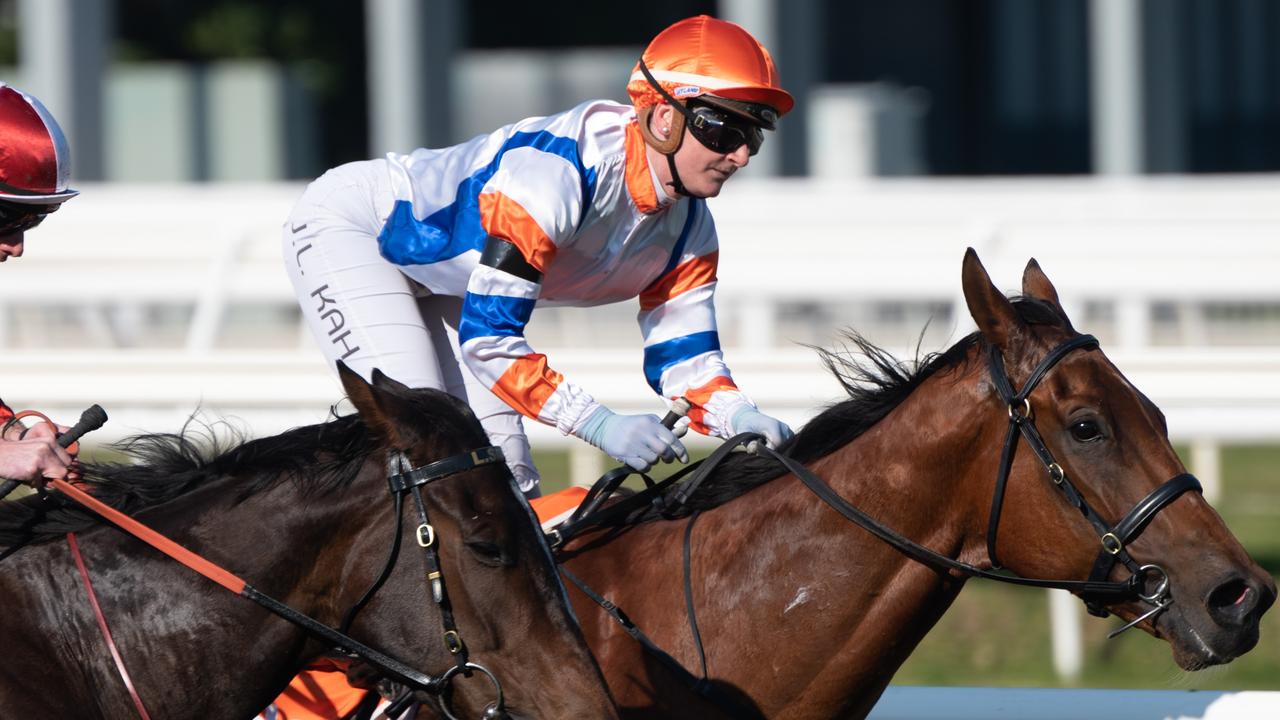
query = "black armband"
(480, 238, 543, 284)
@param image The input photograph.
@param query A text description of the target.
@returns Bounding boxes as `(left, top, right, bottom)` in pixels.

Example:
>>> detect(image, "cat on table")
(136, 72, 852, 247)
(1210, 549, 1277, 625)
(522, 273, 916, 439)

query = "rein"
(29, 441, 510, 720)
(757, 334, 1200, 623)
(555, 334, 1202, 704)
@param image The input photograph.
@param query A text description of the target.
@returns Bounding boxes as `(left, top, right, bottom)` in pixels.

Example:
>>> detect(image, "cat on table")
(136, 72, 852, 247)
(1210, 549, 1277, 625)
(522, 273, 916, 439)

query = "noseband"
(985, 333, 1201, 634)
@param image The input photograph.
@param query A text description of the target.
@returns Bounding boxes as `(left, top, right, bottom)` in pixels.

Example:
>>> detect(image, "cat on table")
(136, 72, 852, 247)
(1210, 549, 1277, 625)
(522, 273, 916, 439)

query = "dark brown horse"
(0, 365, 617, 719)
(560, 250, 1275, 719)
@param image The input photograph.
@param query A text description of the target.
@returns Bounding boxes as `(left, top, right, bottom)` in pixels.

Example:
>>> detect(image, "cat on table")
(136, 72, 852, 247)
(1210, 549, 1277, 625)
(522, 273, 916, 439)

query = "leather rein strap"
(67, 531, 153, 720)
(44, 444, 507, 714)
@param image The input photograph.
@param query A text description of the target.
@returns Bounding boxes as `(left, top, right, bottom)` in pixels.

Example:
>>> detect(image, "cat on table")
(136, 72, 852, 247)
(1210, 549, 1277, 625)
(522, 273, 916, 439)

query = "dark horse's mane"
(657, 298, 1068, 518)
(0, 413, 371, 547)
(0, 387, 482, 547)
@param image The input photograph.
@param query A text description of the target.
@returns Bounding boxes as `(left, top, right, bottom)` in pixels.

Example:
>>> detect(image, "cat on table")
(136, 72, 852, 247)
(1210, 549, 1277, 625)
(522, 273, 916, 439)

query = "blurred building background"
(4, 0, 1279, 182)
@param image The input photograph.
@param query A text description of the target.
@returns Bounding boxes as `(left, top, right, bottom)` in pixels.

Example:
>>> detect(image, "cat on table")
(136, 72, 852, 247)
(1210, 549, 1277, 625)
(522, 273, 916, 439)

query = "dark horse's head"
(962, 249, 1274, 670)
(332, 364, 618, 718)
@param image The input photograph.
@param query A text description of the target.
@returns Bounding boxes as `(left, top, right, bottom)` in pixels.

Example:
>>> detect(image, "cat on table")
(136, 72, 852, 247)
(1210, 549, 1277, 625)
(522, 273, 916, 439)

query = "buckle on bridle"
(1047, 463, 1065, 485)
(417, 523, 436, 548)
(1007, 398, 1033, 420)
(444, 629, 464, 654)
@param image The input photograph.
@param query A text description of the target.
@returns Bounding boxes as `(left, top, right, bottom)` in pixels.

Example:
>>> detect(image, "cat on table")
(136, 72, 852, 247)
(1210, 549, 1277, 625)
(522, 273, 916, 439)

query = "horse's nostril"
(1207, 578, 1256, 626)
(1209, 579, 1250, 608)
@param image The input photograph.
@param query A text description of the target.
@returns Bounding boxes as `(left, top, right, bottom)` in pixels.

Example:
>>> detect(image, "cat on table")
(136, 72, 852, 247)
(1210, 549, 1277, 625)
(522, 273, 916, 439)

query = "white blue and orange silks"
(375, 99, 760, 439)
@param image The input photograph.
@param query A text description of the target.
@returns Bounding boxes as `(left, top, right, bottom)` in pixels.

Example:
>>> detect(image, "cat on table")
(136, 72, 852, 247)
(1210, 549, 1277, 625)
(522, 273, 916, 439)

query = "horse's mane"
(0, 410, 375, 547)
(656, 298, 1068, 517)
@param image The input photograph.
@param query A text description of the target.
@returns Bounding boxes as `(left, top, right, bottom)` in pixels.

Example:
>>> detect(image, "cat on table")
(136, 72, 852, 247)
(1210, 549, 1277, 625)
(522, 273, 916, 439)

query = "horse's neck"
(0, 463, 384, 719)
(701, 365, 995, 716)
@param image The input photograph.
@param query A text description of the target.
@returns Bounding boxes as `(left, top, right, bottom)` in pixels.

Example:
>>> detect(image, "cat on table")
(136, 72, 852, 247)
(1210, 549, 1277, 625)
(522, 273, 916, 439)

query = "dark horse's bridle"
(555, 333, 1204, 715)
(341, 445, 513, 720)
(9, 436, 513, 720)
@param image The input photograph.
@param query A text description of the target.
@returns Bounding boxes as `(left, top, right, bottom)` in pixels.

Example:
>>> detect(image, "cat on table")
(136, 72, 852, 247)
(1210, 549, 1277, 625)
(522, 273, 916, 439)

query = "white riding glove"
(576, 406, 689, 473)
(729, 405, 795, 449)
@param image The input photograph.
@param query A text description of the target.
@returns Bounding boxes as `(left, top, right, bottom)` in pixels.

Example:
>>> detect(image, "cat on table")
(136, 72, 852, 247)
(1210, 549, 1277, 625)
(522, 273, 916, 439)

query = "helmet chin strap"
(665, 152, 702, 199)
(637, 58, 710, 200)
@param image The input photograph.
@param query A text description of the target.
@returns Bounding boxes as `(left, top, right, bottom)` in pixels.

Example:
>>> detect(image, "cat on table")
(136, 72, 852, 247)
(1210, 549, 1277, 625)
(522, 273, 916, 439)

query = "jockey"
(283, 15, 795, 497)
(0, 82, 80, 485)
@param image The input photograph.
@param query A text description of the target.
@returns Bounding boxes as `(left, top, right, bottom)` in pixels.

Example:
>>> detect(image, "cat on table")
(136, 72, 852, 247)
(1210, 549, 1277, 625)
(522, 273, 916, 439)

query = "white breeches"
(281, 159, 541, 494)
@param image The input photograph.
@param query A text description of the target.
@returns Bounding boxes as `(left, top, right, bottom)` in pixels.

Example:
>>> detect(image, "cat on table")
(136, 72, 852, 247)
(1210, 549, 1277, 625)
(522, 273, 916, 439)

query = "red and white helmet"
(0, 82, 78, 205)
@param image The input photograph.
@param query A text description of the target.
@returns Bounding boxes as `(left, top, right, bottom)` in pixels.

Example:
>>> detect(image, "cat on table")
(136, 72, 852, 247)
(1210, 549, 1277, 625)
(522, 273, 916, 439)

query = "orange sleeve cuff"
(492, 353, 565, 420)
(679, 375, 739, 436)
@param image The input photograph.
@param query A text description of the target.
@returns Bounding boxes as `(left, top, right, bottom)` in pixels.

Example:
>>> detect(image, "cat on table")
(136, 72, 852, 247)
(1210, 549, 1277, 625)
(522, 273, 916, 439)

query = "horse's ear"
(962, 247, 1023, 351)
(337, 361, 399, 441)
(370, 367, 412, 395)
(1022, 258, 1075, 330)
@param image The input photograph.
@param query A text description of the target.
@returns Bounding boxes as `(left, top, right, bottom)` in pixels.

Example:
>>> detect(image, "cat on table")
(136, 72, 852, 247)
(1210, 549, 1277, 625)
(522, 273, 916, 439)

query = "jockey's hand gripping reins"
(0, 403, 107, 499)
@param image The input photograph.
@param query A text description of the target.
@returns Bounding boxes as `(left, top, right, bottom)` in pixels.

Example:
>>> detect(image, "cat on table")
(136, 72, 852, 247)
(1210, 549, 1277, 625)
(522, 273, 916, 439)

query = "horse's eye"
(466, 540, 509, 567)
(1069, 420, 1103, 442)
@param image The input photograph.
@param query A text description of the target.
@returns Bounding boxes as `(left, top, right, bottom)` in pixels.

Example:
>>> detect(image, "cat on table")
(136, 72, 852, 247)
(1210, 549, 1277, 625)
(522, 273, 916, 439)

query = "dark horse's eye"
(1069, 419, 1103, 442)
(466, 541, 509, 567)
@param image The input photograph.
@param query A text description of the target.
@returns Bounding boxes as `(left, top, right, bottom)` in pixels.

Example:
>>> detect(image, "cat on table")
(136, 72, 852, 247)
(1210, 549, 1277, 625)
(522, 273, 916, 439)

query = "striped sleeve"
(637, 202, 755, 437)
(458, 142, 602, 434)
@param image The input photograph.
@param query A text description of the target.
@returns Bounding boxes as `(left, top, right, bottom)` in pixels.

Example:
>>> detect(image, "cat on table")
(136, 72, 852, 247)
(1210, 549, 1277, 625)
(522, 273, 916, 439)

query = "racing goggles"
(0, 200, 60, 235)
(686, 102, 765, 156)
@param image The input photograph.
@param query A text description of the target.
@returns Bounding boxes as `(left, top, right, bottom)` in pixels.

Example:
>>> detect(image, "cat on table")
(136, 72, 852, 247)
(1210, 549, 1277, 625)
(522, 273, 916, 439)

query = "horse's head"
(338, 363, 617, 718)
(961, 249, 1274, 670)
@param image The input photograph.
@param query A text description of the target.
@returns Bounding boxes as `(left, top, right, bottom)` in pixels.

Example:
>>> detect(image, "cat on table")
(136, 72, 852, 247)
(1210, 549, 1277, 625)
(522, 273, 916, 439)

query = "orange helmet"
(627, 15, 794, 120)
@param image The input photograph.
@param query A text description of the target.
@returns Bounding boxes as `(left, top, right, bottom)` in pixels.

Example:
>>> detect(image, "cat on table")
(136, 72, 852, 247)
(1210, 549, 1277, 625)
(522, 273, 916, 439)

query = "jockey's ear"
(962, 247, 1025, 354)
(338, 361, 404, 443)
(1022, 258, 1075, 331)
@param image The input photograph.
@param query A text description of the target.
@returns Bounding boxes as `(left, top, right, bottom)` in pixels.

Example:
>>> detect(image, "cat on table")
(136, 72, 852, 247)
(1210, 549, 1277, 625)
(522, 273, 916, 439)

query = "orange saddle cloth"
(262, 659, 369, 720)
(530, 485, 588, 530)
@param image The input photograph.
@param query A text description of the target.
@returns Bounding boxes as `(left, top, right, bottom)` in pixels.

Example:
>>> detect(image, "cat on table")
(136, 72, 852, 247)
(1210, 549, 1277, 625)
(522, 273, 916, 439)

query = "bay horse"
(0, 364, 618, 719)
(558, 250, 1275, 719)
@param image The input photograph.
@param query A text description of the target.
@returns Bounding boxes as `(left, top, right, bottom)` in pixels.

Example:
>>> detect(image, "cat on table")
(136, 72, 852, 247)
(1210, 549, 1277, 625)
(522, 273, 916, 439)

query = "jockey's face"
(651, 103, 752, 199)
(0, 200, 58, 262)
(0, 231, 24, 262)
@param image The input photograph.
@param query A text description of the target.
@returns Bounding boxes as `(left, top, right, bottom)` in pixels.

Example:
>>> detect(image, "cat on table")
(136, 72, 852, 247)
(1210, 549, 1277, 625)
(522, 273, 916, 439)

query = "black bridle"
(982, 333, 1201, 631)
(336, 444, 511, 720)
(753, 333, 1201, 635)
